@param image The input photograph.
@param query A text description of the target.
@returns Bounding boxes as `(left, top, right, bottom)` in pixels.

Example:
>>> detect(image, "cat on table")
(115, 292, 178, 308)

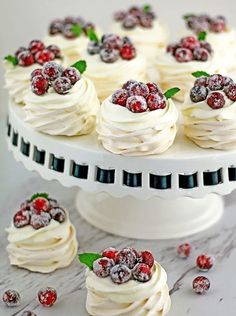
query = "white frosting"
(96, 97, 178, 156)
(24, 77, 100, 136)
(6, 210, 78, 273)
(155, 50, 224, 102)
(86, 262, 171, 316)
(81, 51, 147, 101)
(182, 91, 236, 149)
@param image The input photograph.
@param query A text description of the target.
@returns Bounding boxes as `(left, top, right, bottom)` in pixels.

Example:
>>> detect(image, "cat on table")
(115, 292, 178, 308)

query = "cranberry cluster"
(190, 74, 236, 109)
(88, 34, 136, 63)
(112, 80, 166, 113)
(49, 16, 95, 38)
(92, 247, 155, 284)
(185, 14, 227, 34)
(31, 61, 81, 96)
(114, 5, 156, 29)
(13, 194, 66, 230)
(167, 36, 212, 63)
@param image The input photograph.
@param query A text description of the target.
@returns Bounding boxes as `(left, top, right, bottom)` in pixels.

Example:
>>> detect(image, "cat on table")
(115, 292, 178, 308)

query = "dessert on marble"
(6, 193, 78, 273)
(79, 247, 171, 316)
(81, 32, 147, 101)
(24, 60, 99, 136)
(3, 40, 62, 105)
(45, 16, 99, 65)
(96, 80, 179, 156)
(182, 72, 236, 149)
(155, 34, 223, 102)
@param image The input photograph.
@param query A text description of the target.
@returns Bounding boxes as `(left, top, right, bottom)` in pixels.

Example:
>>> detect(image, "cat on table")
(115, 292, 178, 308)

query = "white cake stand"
(7, 102, 236, 239)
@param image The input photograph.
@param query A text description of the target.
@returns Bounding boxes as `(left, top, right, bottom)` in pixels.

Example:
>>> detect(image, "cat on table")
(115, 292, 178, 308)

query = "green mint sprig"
(71, 60, 87, 74)
(198, 31, 207, 41)
(71, 24, 83, 37)
(164, 87, 181, 99)
(143, 4, 151, 13)
(87, 28, 99, 43)
(30, 193, 49, 201)
(192, 71, 210, 78)
(4, 55, 18, 66)
(78, 253, 102, 270)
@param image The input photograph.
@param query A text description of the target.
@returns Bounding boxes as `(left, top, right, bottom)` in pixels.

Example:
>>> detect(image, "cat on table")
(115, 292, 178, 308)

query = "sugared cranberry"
(120, 44, 136, 60)
(102, 34, 123, 50)
(224, 83, 236, 101)
(193, 276, 210, 294)
(15, 47, 27, 58)
(208, 74, 225, 90)
(48, 198, 59, 208)
(63, 23, 77, 39)
(87, 41, 101, 55)
(129, 82, 149, 97)
(93, 258, 114, 278)
(140, 251, 154, 268)
(129, 6, 141, 17)
(147, 92, 166, 110)
(49, 19, 64, 35)
(102, 247, 118, 260)
(190, 86, 208, 103)
(49, 207, 66, 223)
(13, 209, 30, 228)
(2, 290, 21, 307)
(126, 96, 147, 113)
(100, 48, 119, 63)
(224, 76, 234, 87)
(196, 254, 214, 271)
(116, 247, 138, 269)
(47, 45, 61, 58)
(30, 212, 51, 229)
(177, 243, 192, 258)
(210, 18, 226, 33)
(32, 197, 50, 212)
(200, 41, 212, 54)
(31, 68, 43, 79)
(175, 48, 193, 63)
(122, 79, 138, 90)
(139, 14, 153, 28)
(31, 75, 49, 96)
(147, 82, 161, 94)
(38, 287, 57, 307)
(64, 16, 77, 24)
(21, 311, 37, 316)
(194, 77, 209, 87)
(207, 92, 225, 109)
(122, 36, 133, 45)
(42, 61, 63, 81)
(114, 10, 127, 21)
(110, 264, 132, 284)
(62, 67, 81, 85)
(29, 40, 45, 55)
(112, 89, 129, 106)
(18, 50, 35, 66)
(181, 36, 200, 50)
(166, 43, 180, 55)
(193, 47, 209, 61)
(35, 49, 55, 65)
(53, 77, 72, 94)
(122, 15, 138, 29)
(132, 263, 152, 282)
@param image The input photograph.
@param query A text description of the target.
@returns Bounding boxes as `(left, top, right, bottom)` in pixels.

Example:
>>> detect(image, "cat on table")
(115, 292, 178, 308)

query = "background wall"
(0, 0, 235, 116)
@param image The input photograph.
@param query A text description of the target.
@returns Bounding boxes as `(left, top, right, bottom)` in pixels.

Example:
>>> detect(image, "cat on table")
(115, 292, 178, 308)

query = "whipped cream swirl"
(24, 77, 100, 136)
(97, 97, 178, 156)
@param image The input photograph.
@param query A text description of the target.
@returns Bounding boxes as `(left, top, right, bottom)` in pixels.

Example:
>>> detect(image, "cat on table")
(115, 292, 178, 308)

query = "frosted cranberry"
(186, 15, 198, 30)
(31, 68, 43, 79)
(133, 263, 152, 282)
(21, 311, 37, 316)
(196, 254, 214, 271)
(62, 67, 81, 84)
(122, 79, 138, 91)
(166, 43, 180, 55)
(35, 49, 55, 65)
(224, 76, 234, 87)
(2, 290, 21, 307)
(102, 34, 122, 50)
(120, 44, 136, 60)
(15, 47, 27, 58)
(102, 247, 118, 260)
(122, 36, 133, 45)
(20, 200, 31, 209)
(181, 36, 200, 50)
(112, 89, 129, 106)
(100, 48, 119, 63)
(175, 48, 193, 63)
(141, 251, 154, 268)
(53, 77, 72, 94)
(38, 287, 57, 307)
(208, 74, 224, 90)
(87, 41, 101, 55)
(207, 92, 225, 109)
(64, 16, 77, 24)
(116, 247, 138, 269)
(110, 264, 132, 284)
(139, 14, 153, 28)
(129, 82, 149, 97)
(49, 19, 64, 35)
(30, 212, 51, 229)
(147, 93, 166, 110)
(63, 23, 77, 39)
(42, 61, 63, 81)
(47, 45, 61, 58)
(93, 258, 114, 278)
(210, 18, 226, 33)
(32, 197, 50, 212)
(126, 96, 147, 113)
(177, 243, 192, 258)
(190, 86, 208, 103)
(18, 50, 34, 66)
(193, 276, 210, 294)
(48, 198, 58, 208)
(29, 40, 45, 54)
(114, 10, 127, 21)
(129, 6, 141, 17)
(147, 82, 161, 94)
(224, 83, 236, 101)
(13, 209, 30, 228)
(200, 41, 212, 54)
(31, 75, 49, 96)
(50, 207, 66, 223)
(122, 15, 138, 29)
(194, 77, 209, 87)
(193, 48, 209, 61)
(83, 22, 95, 35)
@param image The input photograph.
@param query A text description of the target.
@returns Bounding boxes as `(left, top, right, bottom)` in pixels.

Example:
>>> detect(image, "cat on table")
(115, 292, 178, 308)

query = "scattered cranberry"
(42, 61, 63, 81)
(110, 264, 132, 284)
(31, 68, 43, 79)
(129, 82, 149, 97)
(102, 247, 118, 260)
(193, 47, 209, 61)
(2, 290, 21, 307)
(38, 287, 57, 307)
(32, 197, 50, 212)
(93, 258, 114, 278)
(35, 49, 55, 65)
(116, 247, 138, 269)
(147, 82, 161, 94)
(53, 77, 72, 94)
(166, 43, 179, 55)
(112, 89, 129, 106)
(208, 74, 225, 90)
(120, 44, 136, 60)
(18, 50, 35, 66)
(31, 75, 49, 96)
(126, 96, 147, 113)
(15, 47, 27, 58)
(193, 276, 210, 294)
(224, 83, 236, 101)
(21, 311, 37, 316)
(177, 243, 192, 258)
(49, 207, 66, 223)
(140, 251, 154, 268)
(122, 79, 138, 90)
(100, 48, 119, 63)
(30, 212, 51, 229)
(62, 67, 81, 85)
(133, 263, 152, 282)
(102, 34, 123, 50)
(122, 15, 138, 29)
(49, 19, 64, 35)
(190, 86, 208, 103)
(181, 36, 200, 50)
(196, 254, 214, 271)
(13, 209, 30, 228)
(207, 92, 225, 109)
(175, 48, 193, 63)
(87, 41, 101, 55)
(194, 77, 209, 87)
(29, 40, 45, 55)
(47, 45, 61, 58)
(147, 92, 166, 110)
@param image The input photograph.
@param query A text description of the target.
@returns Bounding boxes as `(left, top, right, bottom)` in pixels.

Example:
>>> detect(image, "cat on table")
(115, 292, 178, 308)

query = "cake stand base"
(76, 191, 224, 240)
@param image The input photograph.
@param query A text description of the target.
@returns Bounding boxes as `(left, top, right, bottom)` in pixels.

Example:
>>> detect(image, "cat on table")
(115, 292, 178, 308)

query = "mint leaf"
(79, 253, 102, 270)
(143, 4, 151, 12)
(4, 55, 18, 66)
(71, 60, 87, 74)
(192, 71, 210, 78)
(87, 28, 99, 43)
(30, 193, 49, 201)
(164, 87, 180, 99)
(71, 24, 83, 37)
(183, 13, 194, 20)
(198, 31, 207, 41)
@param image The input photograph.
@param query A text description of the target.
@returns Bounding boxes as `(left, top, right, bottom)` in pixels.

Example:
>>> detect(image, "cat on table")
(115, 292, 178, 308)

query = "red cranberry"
(93, 258, 114, 278)
(196, 254, 214, 271)
(38, 287, 57, 307)
(200, 41, 212, 54)
(207, 92, 225, 109)
(147, 82, 161, 94)
(210, 18, 226, 33)
(13, 209, 30, 228)
(114, 10, 127, 21)
(139, 14, 153, 28)
(224, 83, 236, 101)
(53, 77, 72, 94)
(166, 43, 180, 55)
(175, 48, 193, 63)
(49, 207, 66, 223)
(181, 36, 200, 50)
(31, 75, 49, 96)
(140, 251, 154, 268)
(2, 290, 21, 307)
(18, 50, 35, 66)
(62, 67, 81, 85)
(63, 23, 77, 39)
(193, 276, 210, 294)
(112, 89, 129, 106)
(147, 92, 166, 110)
(126, 96, 147, 113)
(21, 311, 37, 316)
(122, 15, 138, 29)
(224, 76, 234, 87)
(100, 48, 119, 63)
(193, 47, 209, 61)
(177, 243, 192, 258)
(47, 45, 61, 58)
(87, 41, 101, 55)
(132, 263, 152, 282)
(49, 19, 64, 35)
(102, 247, 118, 260)
(110, 264, 132, 284)
(30, 212, 51, 229)
(42, 61, 63, 81)
(129, 6, 141, 17)
(208, 74, 225, 90)
(32, 197, 50, 212)
(35, 49, 55, 65)
(15, 47, 27, 58)
(120, 44, 136, 60)
(29, 40, 45, 55)
(116, 247, 138, 269)
(129, 82, 149, 97)
(102, 34, 123, 50)
(122, 79, 138, 90)
(190, 86, 208, 103)
(194, 77, 209, 87)
(31, 68, 43, 79)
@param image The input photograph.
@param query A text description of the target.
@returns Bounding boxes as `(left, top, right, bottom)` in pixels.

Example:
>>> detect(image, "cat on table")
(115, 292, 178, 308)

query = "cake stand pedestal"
(7, 102, 236, 239)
